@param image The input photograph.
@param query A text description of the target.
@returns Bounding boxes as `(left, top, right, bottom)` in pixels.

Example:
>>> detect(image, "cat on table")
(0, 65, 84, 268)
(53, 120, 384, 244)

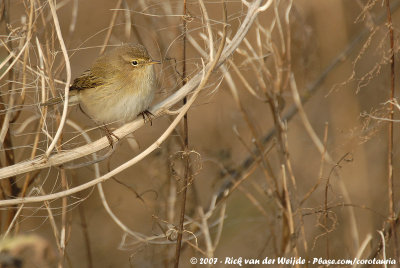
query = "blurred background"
(0, 0, 399, 267)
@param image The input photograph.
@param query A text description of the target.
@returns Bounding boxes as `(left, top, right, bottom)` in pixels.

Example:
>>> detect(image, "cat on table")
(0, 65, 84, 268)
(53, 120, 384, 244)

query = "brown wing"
(69, 70, 105, 91)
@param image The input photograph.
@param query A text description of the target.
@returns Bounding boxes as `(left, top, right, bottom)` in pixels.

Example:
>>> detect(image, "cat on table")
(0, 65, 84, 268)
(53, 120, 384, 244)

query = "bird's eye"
(131, 60, 138, 66)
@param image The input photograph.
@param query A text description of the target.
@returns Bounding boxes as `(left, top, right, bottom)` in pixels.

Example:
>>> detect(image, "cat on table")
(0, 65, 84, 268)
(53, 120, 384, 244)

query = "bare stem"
(385, 0, 398, 260)
(174, 0, 189, 266)
(99, 0, 123, 55)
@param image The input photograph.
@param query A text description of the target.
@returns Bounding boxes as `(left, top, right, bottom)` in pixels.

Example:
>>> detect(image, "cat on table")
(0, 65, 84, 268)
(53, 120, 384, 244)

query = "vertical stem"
(78, 203, 93, 268)
(324, 172, 330, 259)
(46, 0, 72, 157)
(385, 0, 398, 260)
(0, 0, 22, 232)
(174, 0, 189, 267)
(100, 0, 123, 55)
(59, 169, 68, 268)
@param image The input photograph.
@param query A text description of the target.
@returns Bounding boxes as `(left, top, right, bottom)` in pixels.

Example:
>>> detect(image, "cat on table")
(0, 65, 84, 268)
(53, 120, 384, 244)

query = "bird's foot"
(103, 125, 120, 148)
(138, 110, 154, 126)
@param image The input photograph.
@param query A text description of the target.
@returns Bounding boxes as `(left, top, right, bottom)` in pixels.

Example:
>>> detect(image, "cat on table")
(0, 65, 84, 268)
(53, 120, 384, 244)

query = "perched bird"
(44, 43, 160, 143)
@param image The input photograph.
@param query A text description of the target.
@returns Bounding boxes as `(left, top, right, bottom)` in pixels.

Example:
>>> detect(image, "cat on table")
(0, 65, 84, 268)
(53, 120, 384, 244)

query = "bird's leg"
(138, 110, 154, 126)
(102, 125, 120, 148)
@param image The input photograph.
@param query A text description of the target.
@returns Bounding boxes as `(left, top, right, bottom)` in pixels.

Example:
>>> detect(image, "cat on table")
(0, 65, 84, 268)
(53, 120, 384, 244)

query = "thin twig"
(281, 165, 299, 268)
(384, 0, 398, 260)
(174, 0, 190, 265)
(300, 123, 329, 206)
(99, 0, 123, 55)
(289, 73, 333, 163)
(45, 0, 72, 157)
(78, 204, 93, 268)
(378, 231, 388, 268)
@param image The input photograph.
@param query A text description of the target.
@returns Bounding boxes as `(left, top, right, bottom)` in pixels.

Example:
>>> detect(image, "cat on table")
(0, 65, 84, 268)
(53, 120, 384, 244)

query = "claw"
(138, 110, 154, 126)
(103, 125, 120, 148)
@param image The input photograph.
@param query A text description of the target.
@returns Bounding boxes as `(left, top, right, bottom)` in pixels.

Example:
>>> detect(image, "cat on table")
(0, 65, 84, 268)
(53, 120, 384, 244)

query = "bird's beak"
(148, 60, 161, 65)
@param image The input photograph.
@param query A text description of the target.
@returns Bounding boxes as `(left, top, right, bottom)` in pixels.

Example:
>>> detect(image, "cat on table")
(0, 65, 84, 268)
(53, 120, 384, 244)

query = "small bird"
(44, 43, 160, 143)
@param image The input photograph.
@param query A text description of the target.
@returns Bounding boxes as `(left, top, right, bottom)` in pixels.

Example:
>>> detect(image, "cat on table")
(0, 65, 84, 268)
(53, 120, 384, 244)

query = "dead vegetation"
(0, 0, 398, 267)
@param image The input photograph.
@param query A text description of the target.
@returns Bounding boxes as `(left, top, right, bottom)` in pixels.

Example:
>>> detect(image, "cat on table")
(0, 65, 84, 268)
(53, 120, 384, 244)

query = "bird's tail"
(40, 92, 79, 107)
(40, 96, 63, 106)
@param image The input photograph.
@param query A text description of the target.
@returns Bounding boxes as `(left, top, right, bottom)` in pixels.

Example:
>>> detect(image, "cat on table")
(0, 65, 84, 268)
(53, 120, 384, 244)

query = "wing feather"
(69, 70, 105, 91)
